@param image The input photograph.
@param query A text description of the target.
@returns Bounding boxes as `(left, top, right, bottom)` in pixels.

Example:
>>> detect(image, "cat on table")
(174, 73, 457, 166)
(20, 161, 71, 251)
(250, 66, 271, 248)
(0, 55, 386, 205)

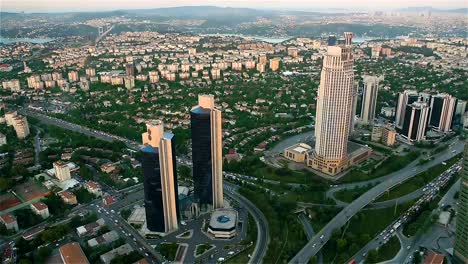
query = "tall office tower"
(428, 93, 457, 132)
(126, 63, 135, 76)
(310, 32, 356, 176)
(141, 121, 179, 233)
(395, 90, 419, 128)
(269, 58, 280, 71)
(401, 101, 430, 143)
(360, 75, 384, 125)
(190, 94, 223, 209)
(349, 81, 359, 135)
(455, 141, 468, 263)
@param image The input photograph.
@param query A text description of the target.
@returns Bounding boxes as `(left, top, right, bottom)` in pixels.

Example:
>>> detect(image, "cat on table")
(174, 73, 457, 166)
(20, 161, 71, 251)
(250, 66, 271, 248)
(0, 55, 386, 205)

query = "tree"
(337, 238, 348, 251)
(365, 249, 380, 263)
(37, 247, 52, 263)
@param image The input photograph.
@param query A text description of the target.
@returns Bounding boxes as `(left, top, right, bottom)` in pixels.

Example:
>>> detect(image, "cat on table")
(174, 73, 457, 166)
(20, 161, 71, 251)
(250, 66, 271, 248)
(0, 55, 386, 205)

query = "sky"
(1, 0, 466, 13)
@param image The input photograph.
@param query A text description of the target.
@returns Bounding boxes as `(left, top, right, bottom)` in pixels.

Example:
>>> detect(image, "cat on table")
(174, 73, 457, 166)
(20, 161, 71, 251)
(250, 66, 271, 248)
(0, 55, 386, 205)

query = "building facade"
(309, 32, 356, 176)
(395, 90, 419, 128)
(360, 75, 384, 125)
(455, 141, 468, 263)
(190, 94, 223, 209)
(428, 93, 457, 133)
(141, 121, 179, 233)
(54, 161, 71, 181)
(401, 101, 430, 143)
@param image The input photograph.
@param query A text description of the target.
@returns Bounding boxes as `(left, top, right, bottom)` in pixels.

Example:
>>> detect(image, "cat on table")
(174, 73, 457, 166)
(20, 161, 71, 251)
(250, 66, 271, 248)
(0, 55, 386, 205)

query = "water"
(203, 33, 291, 43)
(0, 37, 55, 44)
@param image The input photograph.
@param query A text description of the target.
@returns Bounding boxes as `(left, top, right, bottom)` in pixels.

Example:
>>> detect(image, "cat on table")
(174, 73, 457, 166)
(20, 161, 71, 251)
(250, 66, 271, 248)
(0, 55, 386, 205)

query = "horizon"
(1, 1, 467, 13)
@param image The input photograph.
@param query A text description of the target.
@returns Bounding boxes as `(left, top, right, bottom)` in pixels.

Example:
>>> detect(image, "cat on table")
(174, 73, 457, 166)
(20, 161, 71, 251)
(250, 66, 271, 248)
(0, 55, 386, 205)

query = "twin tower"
(141, 94, 223, 233)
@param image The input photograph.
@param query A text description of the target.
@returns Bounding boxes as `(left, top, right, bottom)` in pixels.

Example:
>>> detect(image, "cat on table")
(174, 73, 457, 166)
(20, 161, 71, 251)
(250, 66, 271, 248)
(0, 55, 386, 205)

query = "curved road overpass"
(224, 183, 270, 264)
(289, 142, 463, 263)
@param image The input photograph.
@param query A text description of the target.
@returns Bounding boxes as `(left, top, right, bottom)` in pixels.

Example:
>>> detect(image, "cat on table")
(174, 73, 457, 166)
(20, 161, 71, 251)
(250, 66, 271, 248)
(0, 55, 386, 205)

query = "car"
(228, 251, 235, 255)
(407, 246, 411, 250)
(312, 243, 316, 248)
(320, 235, 324, 239)
(217, 257, 225, 262)
(114, 220, 118, 223)
(133, 238, 137, 242)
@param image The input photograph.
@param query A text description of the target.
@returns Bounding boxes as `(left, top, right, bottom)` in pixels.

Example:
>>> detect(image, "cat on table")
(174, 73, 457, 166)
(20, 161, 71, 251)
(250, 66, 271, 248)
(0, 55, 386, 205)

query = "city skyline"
(1, 0, 466, 12)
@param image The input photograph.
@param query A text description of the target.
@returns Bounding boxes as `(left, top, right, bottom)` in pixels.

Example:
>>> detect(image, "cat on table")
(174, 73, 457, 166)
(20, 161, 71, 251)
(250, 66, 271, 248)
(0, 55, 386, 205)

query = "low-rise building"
(59, 242, 90, 264)
(0, 133, 6, 146)
(0, 214, 18, 232)
(30, 202, 49, 219)
(87, 231, 119, 247)
(76, 218, 106, 237)
(208, 209, 238, 239)
(84, 181, 102, 197)
(59, 190, 78, 205)
(371, 124, 397, 146)
(100, 243, 133, 264)
(284, 143, 312, 162)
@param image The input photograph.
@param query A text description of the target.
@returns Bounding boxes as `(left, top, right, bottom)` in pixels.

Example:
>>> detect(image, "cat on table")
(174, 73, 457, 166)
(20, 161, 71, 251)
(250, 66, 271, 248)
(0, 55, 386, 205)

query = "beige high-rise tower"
(310, 32, 356, 176)
(141, 121, 179, 233)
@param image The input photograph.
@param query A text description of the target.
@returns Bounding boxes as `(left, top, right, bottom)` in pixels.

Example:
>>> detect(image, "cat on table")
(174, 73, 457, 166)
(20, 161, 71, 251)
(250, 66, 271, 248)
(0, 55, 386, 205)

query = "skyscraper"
(401, 101, 430, 143)
(360, 75, 384, 125)
(310, 32, 356, 176)
(395, 90, 419, 128)
(141, 121, 179, 233)
(428, 93, 457, 133)
(190, 94, 223, 209)
(455, 140, 468, 263)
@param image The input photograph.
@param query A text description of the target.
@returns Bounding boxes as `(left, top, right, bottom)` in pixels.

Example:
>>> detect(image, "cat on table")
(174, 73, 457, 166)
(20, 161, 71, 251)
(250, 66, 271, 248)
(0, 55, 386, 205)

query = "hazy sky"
(1, 0, 466, 12)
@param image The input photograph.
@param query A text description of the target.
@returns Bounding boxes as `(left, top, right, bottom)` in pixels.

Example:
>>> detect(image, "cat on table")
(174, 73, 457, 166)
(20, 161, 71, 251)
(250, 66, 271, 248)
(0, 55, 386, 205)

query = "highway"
(18, 108, 142, 150)
(289, 141, 464, 263)
(224, 182, 269, 264)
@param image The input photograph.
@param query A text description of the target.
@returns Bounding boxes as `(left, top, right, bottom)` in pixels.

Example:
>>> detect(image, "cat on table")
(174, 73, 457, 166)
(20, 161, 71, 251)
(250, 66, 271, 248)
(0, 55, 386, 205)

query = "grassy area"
(375, 155, 460, 202)
(321, 200, 414, 263)
(195, 243, 214, 256)
(339, 151, 420, 183)
(239, 186, 308, 263)
(305, 206, 342, 231)
(224, 155, 328, 185)
(156, 243, 179, 261)
(334, 184, 374, 203)
(375, 236, 401, 262)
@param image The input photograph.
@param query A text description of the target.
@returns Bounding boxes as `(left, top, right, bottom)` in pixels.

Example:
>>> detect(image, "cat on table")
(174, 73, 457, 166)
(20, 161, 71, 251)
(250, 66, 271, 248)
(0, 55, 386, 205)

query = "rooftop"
(59, 242, 90, 264)
(208, 208, 238, 230)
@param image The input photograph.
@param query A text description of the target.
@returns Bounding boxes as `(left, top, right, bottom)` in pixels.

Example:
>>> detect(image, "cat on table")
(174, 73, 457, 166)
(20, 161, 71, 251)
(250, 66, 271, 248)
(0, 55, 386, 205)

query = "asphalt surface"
(18, 108, 142, 150)
(298, 213, 323, 264)
(224, 182, 270, 264)
(289, 141, 464, 263)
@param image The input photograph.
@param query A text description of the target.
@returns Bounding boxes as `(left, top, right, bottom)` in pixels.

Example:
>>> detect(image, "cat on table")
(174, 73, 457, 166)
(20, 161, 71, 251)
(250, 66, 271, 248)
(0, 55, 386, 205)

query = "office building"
(360, 75, 384, 125)
(124, 76, 135, 90)
(454, 141, 468, 263)
(395, 90, 419, 128)
(54, 161, 71, 181)
(191, 94, 223, 209)
(5, 111, 17, 126)
(401, 101, 430, 143)
(141, 121, 179, 233)
(429, 93, 457, 132)
(309, 32, 356, 176)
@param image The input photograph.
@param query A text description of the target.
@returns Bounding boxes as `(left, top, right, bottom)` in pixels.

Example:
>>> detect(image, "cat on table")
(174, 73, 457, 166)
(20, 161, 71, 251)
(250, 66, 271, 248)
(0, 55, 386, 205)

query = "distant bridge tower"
(98, 27, 104, 35)
(106, 24, 111, 31)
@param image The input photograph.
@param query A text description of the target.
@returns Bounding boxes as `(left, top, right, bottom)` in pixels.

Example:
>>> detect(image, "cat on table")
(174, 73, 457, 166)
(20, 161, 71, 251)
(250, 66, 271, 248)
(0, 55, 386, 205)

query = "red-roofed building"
(30, 201, 50, 219)
(424, 251, 445, 264)
(0, 214, 18, 231)
(84, 181, 102, 197)
(102, 195, 117, 206)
